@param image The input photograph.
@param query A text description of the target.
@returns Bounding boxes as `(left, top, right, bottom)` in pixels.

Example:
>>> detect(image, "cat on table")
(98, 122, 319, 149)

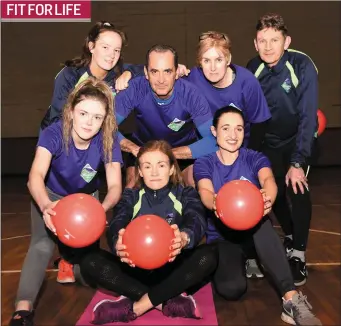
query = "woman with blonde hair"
(10, 77, 123, 326)
(186, 31, 271, 152)
(186, 31, 272, 277)
(78, 140, 217, 324)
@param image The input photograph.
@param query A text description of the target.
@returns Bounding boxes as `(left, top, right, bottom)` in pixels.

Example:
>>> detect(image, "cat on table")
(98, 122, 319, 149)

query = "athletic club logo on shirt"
(240, 176, 251, 183)
(168, 118, 185, 132)
(80, 164, 98, 183)
(281, 78, 292, 93)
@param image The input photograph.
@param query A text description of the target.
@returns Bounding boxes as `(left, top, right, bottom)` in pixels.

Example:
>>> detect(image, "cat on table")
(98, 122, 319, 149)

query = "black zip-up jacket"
(247, 49, 318, 164)
(107, 183, 207, 253)
(40, 64, 144, 130)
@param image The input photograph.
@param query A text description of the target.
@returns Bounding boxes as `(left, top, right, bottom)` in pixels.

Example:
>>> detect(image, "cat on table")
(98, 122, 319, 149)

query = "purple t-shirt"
(186, 65, 271, 146)
(38, 121, 123, 196)
(193, 148, 271, 242)
(115, 77, 213, 147)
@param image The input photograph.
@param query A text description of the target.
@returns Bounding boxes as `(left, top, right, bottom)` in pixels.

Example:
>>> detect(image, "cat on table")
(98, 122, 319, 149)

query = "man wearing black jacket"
(247, 13, 318, 286)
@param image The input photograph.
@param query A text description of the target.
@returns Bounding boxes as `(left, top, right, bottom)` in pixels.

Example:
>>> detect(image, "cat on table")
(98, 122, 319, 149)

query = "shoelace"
(294, 292, 314, 318)
(247, 259, 258, 268)
(60, 262, 72, 272)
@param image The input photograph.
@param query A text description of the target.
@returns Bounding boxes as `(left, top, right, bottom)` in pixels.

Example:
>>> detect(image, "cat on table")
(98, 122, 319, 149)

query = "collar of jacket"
(85, 65, 118, 83)
(143, 182, 174, 201)
(264, 50, 289, 74)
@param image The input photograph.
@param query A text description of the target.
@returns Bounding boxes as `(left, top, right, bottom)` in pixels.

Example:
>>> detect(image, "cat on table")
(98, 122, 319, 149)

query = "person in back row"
(247, 13, 319, 286)
(186, 30, 271, 151)
(114, 44, 218, 188)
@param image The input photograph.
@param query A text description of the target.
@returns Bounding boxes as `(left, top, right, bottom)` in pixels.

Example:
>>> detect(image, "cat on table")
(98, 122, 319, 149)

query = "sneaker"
(162, 293, 202, 319)
(92, 296, 137, 324)
(57, 259, 75, 284)
(281, 291, 322, 325)
(289, 256, 307, 286)
(245, 259, 264, 278)
(9, 310, 34, 326)
(284, 237, 294, 258)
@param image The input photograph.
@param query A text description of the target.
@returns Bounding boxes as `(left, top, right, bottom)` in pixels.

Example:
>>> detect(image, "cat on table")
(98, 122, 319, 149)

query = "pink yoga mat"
(76, 283, 218, 325)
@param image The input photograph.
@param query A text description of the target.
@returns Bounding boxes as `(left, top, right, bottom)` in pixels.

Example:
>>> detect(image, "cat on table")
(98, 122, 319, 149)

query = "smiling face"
(254, 28, 291, 67)
(144, 50, 177, 99)
(71, 97, 106, 143)
(89, 31, 122, 74)
(211, 112, 244, 153)
(138, 150, 175, 190)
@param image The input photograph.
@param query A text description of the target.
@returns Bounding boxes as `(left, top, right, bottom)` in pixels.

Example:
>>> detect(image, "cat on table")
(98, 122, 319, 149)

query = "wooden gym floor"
(1, 167, 340, 325)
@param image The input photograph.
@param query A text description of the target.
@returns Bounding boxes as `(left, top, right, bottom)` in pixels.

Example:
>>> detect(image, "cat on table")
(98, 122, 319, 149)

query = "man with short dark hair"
(247, 13, 319, 288)
(116, 44, 216, 187)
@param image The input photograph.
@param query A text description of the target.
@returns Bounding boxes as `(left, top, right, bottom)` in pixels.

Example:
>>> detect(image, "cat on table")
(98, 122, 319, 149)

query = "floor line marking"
(273, 225, 341, 236)
(306, 262, 341, 266)
(1, 234, 31, 241)
(2, 269, 58, 274)
(2, 263, 340, 274)
(2, 228, 340, 242)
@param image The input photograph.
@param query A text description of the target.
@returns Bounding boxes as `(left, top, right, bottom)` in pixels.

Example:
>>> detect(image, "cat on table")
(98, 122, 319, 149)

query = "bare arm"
(27, 147, 53, 212)
(258, 167, 277, 216)
(101, 162, 123, 212)
(120, 138, 140, 157)
(172, 146, 192, 159)
(258, 167, 277, 204)
(197, 179, 216, 211)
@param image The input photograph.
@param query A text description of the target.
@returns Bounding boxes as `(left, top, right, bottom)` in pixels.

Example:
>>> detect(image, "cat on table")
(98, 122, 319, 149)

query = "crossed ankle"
(162, 294, 201, 319)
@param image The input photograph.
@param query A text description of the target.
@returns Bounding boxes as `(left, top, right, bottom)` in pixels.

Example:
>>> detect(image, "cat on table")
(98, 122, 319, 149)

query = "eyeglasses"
(199, 31, 229, 41)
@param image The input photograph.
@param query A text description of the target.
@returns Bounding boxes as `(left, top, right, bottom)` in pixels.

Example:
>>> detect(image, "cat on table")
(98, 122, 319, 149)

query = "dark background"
(2, 1, 340, 174)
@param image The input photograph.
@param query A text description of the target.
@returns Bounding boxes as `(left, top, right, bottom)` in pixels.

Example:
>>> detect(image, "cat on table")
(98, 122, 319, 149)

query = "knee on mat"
(213, 280, 247, 301)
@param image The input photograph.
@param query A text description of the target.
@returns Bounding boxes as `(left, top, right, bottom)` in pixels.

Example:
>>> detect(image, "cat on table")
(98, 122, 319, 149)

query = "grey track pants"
(15, 188, 98, 306)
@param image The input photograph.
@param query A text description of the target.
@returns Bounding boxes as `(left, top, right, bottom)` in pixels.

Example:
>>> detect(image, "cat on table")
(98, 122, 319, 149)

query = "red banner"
(1, 0, 91, 22)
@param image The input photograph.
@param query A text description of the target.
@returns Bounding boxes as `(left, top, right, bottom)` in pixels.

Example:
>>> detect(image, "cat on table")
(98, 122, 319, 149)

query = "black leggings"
(80, 244, 217, 306)
(263, 143, 313, 251)
(212, 218, 295, 300)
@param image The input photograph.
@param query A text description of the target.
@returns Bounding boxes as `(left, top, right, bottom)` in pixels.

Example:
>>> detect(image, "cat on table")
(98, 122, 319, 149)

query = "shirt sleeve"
(291, 59, 319, 164)
(188, 127, 218, 159)
(111, 136, 123, 164)
(115, 79, 140, 141)
(180, 187, 207, 249)
(50, 67, 78, 121)
(37, 124, 62, 156)
(122, 63, 145, 78)
(243, 75, 271, 123)
(193, 156, 214, 183)
(188, 87, 213, 127)
(186, 88, 217, 158)
(248, 150, 271, 176)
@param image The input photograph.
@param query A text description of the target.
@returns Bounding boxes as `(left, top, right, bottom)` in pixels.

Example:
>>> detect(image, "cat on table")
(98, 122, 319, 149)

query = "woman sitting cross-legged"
(79, 140, 218, 324)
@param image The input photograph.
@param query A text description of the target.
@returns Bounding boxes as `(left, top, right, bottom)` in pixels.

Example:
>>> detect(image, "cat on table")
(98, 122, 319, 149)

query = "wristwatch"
(291, 162, 302, 169)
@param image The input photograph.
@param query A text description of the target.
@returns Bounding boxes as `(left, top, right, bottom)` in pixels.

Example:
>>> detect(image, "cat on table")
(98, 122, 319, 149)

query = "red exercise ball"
(122, 214, 174, 270)
(215, 180, 264, 231)
(317, 109, 327, 136)
(52, 193, 106, 248)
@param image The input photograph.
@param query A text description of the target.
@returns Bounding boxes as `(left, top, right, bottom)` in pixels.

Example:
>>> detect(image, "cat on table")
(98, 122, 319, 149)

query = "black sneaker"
(9, 310, 34, 326)
(283, 237, 293, 257)
(289, 256, 307, 286)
